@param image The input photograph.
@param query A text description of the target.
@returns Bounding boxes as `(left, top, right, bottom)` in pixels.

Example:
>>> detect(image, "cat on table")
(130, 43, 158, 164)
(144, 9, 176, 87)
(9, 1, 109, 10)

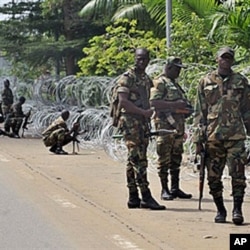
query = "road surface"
(0, 137, 250, 250)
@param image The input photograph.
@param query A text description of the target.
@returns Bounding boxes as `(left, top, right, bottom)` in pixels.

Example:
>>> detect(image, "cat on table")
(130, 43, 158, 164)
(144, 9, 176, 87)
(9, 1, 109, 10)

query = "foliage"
(77, 19, 167, 77)
(0, 0, 105, 80)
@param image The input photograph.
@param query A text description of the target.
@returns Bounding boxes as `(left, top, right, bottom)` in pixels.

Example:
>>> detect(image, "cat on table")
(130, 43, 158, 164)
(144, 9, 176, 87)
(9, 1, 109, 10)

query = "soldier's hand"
(73, 122, 80, 131)
(175, 100, 188, 109)
(142, 108, 154, 119)
(195, 142, 204, 155)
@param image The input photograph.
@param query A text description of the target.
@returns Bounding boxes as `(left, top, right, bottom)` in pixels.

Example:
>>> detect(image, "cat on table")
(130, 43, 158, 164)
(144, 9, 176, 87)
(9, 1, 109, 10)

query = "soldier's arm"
(118, 91, 153, 118)
(241, 78, 250, 136)
(150, 79, 187, 110)
(193, 79, 208, 144)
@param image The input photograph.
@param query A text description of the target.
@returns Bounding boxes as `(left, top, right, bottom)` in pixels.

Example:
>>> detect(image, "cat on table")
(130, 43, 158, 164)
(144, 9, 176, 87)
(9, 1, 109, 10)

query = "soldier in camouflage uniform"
(42, 110, 79, 155)
(150, 57, 193, 201)
(193, 47, 250, 225)
(1, 79, 14, 118)
(4, 96, 26, 138)
(116, 48, 165, 210)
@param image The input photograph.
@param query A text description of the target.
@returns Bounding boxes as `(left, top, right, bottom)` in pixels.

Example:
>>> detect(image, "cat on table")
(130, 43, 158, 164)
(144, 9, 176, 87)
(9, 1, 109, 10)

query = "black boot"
(55, 144, 68, 155)
(127, 190, 141, 209)
(232, 197, 244, 225)
(170, 170, 192, 199)
(141, 189, 166, 210)
(160, 178, 173, 200)
(214, 197, 227, 223)
(49, 144, 57, 153)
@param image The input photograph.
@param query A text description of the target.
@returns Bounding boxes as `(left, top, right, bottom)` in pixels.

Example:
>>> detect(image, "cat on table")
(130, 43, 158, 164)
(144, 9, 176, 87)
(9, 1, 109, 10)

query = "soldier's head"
(19, 96, 26, 104)
(164, 57, 186, 80)
(216, 46, 234, 71)
(61, 109, 70, 121)
(134, 48, 150, 73)
(4, 79, 10, 88)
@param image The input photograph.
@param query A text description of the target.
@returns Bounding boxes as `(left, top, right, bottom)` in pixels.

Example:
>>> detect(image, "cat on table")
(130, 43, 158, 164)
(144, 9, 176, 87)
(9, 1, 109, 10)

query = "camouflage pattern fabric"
(193, 70, 250, 142)
(150, 75, 188, 176)
(206, 140, 247, 198)
(1, 88, 13, 116)
(42, 116, 69, 147)
(193, 70, 250, 198)
(117, 68, 152, 192)
(4, 101, 25, 134)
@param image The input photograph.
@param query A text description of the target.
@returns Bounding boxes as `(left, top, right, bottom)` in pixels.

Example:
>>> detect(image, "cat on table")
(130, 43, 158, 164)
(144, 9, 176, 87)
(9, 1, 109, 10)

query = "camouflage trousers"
(156, 133, 184, 179)
(43, 128, 73, 147)
(1, 104, 12, 117)
(119, 114, 150, 193)
(4, 115, 23, 134)
(206, 140, 247, 198)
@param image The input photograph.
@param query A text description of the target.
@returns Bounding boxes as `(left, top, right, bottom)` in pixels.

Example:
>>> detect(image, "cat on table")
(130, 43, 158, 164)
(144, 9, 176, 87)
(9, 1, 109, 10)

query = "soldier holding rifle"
(193, 47, 250, 225)
(150, 57, 193, 201)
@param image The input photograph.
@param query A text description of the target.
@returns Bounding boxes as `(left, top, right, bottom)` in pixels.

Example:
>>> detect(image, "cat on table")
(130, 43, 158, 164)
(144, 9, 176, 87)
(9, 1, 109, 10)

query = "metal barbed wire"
(1, 62, 250, 196)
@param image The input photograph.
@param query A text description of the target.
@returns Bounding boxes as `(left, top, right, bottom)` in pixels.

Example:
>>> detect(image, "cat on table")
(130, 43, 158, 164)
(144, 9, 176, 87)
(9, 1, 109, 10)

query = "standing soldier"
(193, 47, 250, 225)
(1, 79, 14, 119)
(115, 48, 165, 210)
(150, 57, 193, 201)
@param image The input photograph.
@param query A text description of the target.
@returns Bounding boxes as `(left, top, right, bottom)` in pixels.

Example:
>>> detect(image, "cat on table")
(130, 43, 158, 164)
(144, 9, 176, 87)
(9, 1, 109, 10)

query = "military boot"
(232, 197, 244, 225)
(160, 178, 173, 200)
(214, 197, 227, 223)
(49, 144, 57, 153)
(54, 144, 68, 155)
(127, 190, 141, 209)
(170, 169, 192, 199)
(141, 189, 166, 210)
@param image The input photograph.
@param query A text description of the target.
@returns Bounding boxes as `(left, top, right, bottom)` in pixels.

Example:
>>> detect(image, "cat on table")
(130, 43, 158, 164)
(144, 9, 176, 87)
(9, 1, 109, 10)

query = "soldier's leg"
(136, 138, 165, 210)
(4, 113, 12, 133)
(50, 128, 68, 155)
(227, 140, 247, 225)
(156, 134, 174, 200)
(206, 141, 227, 223)
(12, 117, 23, 138)
(123, 120, 165, 210)
(170, 135, 192, 199)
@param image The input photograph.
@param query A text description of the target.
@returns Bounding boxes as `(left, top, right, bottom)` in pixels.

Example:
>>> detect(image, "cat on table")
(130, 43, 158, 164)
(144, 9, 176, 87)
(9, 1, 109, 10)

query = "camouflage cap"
(167, 56, 187, 68)
(217, 47, 234, 58)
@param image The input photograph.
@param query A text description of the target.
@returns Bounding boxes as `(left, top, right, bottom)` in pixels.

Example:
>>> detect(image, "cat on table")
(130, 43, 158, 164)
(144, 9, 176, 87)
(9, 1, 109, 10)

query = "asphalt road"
(0, 136, 250, 250)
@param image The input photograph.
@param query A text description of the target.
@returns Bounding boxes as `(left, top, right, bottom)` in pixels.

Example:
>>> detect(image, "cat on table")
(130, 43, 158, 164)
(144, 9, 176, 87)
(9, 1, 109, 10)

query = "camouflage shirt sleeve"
(240, 77, 250, 136)
(150, 76, 166, 101)
(193, 70, 249, 142)
(192, 77, 208, 143)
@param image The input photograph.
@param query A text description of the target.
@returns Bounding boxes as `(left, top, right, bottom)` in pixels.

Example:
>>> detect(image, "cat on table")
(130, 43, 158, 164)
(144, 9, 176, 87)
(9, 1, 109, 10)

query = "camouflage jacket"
(42, 116, 68, 138)
(150, 74, 188, 134)
(11, 102, 25, 118)
(193, 70, 250, 142)
(1, 88, 13, 106)
(116, 67, 152, 113)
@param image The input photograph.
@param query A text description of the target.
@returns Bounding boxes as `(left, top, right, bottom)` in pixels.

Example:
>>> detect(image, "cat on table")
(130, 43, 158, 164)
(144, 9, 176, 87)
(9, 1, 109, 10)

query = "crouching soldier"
(42, 110, 79, 155)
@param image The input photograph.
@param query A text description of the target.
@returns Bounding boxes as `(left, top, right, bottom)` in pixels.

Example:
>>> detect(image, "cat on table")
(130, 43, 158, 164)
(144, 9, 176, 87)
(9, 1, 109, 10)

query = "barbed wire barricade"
(1, 65, 250, 196)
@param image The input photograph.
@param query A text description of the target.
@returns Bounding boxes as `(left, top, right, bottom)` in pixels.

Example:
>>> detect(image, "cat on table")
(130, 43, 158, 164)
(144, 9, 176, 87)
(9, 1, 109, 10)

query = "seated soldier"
(4, 96, 26, 138)
(42, 110, 79, 155)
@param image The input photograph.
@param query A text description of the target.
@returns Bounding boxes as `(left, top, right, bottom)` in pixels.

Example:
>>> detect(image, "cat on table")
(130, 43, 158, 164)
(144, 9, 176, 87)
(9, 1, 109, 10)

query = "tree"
(0, 0, 106, 79)
(77, 19, 166, 77)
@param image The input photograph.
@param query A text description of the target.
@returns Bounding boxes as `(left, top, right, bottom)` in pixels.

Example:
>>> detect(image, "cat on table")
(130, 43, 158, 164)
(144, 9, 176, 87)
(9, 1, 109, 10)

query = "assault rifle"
(22, 108, 32, 137)
(112, 129, 177, 139)
(195, 143, 206, 210)
(0, 102, 4, 123)
(157, 104, 194, 116)
(71, 114, 87, 154)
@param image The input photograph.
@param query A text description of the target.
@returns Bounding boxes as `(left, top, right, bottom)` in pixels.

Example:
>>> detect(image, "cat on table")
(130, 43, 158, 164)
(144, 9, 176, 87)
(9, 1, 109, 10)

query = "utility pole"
(166, 0, 172, 48)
